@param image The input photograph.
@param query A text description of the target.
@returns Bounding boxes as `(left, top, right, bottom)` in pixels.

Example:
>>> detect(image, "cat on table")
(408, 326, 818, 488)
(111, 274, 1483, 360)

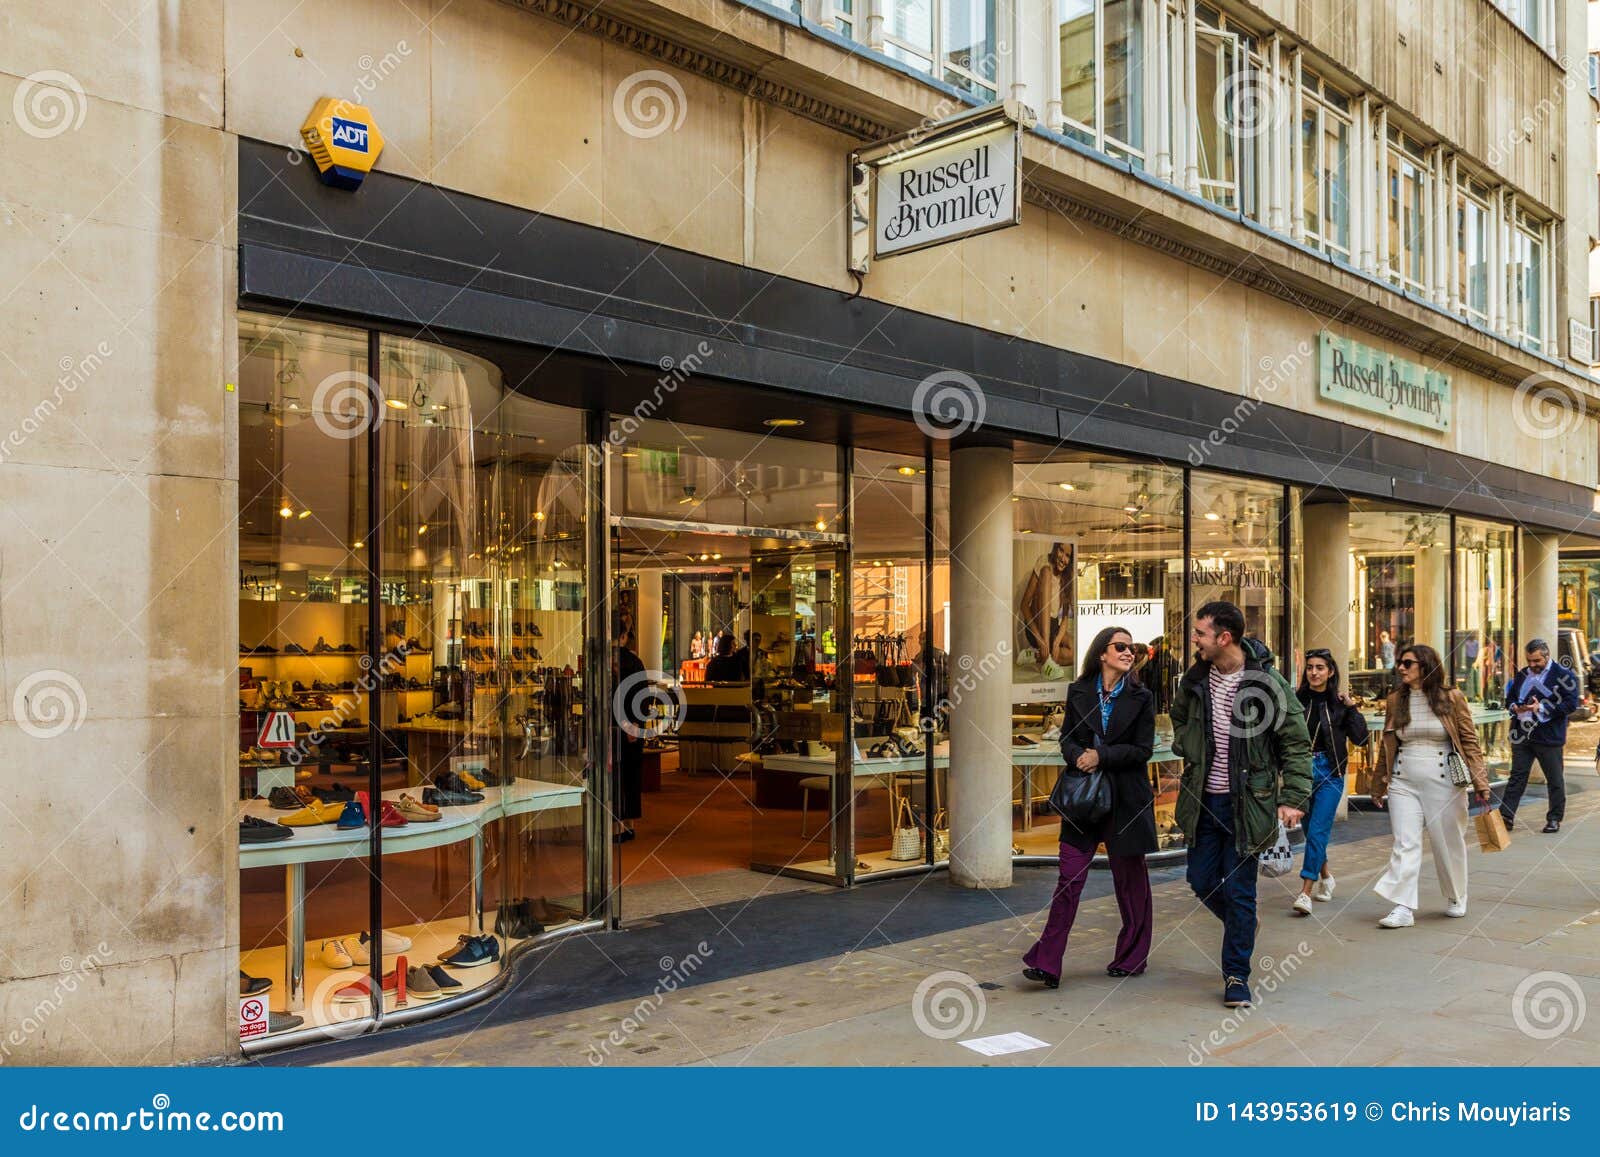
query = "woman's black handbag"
(1047, 766, 1112, 829)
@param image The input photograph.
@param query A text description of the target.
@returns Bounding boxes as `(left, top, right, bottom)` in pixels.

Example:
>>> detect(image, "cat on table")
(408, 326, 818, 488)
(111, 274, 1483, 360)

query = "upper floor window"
(1192, 7, 1257, 213)
(1058, 0, 1145, 165)
(1385, 129, 1429, 295)
(1492, 0, 1546, 45)
(884, 0, 997, 99)
(1508, 209, 1546, 351)
(1300, 72, 1351, 259)
(1588, 53, 1599, 99)
(1455, 178, 1491, 326)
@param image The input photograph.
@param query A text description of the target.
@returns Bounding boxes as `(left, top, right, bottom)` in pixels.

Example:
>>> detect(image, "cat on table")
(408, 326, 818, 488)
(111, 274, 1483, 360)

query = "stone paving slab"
(301, 783, 1599, 1068)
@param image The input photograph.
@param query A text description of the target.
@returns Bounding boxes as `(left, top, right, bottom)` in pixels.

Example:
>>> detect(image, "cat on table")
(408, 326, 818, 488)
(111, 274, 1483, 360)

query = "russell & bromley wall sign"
(1317, 331, 1451, 433)
(848, 102, 1032, 274)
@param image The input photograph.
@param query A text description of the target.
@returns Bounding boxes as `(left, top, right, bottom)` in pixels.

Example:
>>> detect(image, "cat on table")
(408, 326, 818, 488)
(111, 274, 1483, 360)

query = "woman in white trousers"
(1370, 643, 1491, 928)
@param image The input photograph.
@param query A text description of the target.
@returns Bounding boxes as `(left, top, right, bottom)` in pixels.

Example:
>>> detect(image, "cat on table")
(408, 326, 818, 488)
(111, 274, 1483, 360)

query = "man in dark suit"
(1501, 638, 1578, 834)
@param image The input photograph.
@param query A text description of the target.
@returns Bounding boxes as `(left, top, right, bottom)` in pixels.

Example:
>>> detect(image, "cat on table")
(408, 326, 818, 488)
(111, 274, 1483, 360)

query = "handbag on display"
(1046, 765, 1112, 830)
(932, 808, 950, 861)
(888, 795, 923, 861)
(1258, 822, 1295, 877)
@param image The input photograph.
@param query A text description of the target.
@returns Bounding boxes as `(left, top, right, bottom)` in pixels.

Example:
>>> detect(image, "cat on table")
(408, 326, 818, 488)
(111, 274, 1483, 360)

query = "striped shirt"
(1207, 667, 1244, 793)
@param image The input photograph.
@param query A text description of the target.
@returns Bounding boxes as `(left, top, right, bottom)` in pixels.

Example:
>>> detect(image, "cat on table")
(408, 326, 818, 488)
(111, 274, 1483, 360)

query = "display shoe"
(527, 647, 542, 661)
(281, 800, 345, 827)
(358, 929, 413, 959)
(1312, 875, 1336, 902)
(282, 642, 309, 655)
(423, 785, 483, 807)
(313, 636, 335, 654)
(1378, 904, 1415, 929)
(266, 786, 303, 810)
(405, 965, 443, 1002)
(238, 970, 272, 997)
(529, 624, 542, 637)
(332, 970, 399, 1004)
(317, 782, 357, 804)
(426, 964, 462, 990)
(267, 1011, 305, 1032)
(321, 938, 355, 969)
(455, 769, 487, 790)
(435, 935, 473, 963)
(1291, 893, 1314, 917)
(441, 934, 500, 968)
(395, 793, 441, 822)
(376, 800, 409, 828)
(336, 800, 367, 829)
(240, 815, 293, 843)
(512, 622, 524, 637)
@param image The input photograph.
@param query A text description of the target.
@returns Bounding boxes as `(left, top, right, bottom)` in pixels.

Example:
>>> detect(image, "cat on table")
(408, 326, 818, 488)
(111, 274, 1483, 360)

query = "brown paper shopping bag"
(1475, 808, 1512, 853)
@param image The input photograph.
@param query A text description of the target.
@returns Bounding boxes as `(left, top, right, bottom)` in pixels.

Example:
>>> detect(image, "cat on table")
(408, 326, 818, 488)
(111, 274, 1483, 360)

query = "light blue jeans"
(1299, 752, 1344, 881)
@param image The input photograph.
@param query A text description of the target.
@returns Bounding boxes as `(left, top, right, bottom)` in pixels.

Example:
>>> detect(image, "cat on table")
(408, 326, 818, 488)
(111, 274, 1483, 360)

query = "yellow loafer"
(279, 800, 341, 826)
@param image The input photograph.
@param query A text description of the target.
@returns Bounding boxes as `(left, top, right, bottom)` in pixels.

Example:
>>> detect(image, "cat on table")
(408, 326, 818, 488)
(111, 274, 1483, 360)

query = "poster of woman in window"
(1017, 538, 1074, 681)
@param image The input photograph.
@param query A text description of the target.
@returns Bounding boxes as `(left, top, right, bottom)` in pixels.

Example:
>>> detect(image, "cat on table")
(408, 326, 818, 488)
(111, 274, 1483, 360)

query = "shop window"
(1057, 0, 1145, 166)
(884, 0, 997, 99)
(1188, 473, 1287, 660)
(1346, 506, 1449, 698)
(236, 314, 594, 1048)
(1453, 518, 1516, 777)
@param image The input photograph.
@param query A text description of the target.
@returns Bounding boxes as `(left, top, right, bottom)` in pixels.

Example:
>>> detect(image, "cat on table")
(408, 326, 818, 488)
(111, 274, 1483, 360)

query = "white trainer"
(1312, 875, 1335, 902)
(320, 938, 353, 968)
(1378, 905, 1414, 929)
(1444, 899, 1468, 918)
(1292, 893, 1314, 916)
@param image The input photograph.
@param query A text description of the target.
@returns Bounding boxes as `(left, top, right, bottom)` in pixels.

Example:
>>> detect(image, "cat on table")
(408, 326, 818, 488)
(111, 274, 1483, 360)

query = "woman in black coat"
(1023, 626, 1157, 988)
(1289, 648, 1369, 913)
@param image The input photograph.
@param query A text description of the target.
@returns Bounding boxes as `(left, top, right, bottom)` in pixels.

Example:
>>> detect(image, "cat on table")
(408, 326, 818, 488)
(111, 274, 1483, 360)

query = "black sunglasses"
(1397, 658, 1420, 669)
(1107, 641, 1135, 654)
(1305, 649, 1333, 661)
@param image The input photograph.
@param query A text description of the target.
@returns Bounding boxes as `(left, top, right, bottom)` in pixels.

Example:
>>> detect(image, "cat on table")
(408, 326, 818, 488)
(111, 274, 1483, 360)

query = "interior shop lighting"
(1058, 482, 1074, 491)
(279, 505, 293, 518)
(297, 509, 312, 520)
(534, 511, 546, 521)
(815, 519, 827, 531)
(1204, 511, 1221, 521)
(896, 465, 917, 476)
(763, 418, 804, 428)
(384, 395, 409, 410)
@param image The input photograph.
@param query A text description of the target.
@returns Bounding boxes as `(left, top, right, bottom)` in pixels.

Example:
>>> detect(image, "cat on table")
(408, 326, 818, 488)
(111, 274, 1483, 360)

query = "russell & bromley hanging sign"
(1317, 331, 1451, 433)
(849, 102, 1032, 274)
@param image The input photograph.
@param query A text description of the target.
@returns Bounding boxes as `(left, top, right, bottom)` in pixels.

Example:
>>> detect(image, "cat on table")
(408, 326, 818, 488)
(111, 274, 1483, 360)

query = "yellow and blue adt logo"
(300, 98, 385, 190)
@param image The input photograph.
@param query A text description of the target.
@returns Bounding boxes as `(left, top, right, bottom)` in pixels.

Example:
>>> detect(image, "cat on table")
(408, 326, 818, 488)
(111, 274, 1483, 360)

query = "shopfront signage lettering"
(1188, 560, 1282, 589)
(849, 104, 1030, 272)
(1075, 599, 1166, 669)
(1318, 332, 1451, 432)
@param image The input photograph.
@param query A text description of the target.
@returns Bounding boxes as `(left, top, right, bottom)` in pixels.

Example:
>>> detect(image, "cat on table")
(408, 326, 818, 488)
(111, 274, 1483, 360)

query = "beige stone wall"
(224, 0, 1600, 488)
(0, 1, 238, 1062)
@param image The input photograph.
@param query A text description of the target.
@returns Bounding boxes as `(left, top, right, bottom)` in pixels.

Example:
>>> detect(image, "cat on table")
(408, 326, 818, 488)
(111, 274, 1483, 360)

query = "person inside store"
(690, 630, 706, 659)
(612, 631, 647, 843)
(1291, 648, 1369, 916)
(1500, 638, 1576, 834)
(1023, 626, 1155, 990)
(1370, 643, 1490, 928)
(1378, 629, 1396, 671)
(1171, 600, 1310, 1009)
(704, 632, 744, 682)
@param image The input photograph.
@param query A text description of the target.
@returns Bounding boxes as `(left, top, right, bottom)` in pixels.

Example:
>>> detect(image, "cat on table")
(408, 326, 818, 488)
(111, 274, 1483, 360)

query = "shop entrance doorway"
(611, 517, 849, 912)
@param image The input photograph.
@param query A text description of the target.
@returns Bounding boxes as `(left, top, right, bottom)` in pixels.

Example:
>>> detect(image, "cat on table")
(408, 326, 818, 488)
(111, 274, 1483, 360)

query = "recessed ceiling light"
(353, 540, 365, 549)
(1124, 504, 1140, 513)
(534, 511, 546, 521)
(279, 505, 293, 519)
(815, 519, 827, 531)
(1058, 482, 1075, 491)
(296, 509, 312, 520)
(763, 418, 805, 428)
(1204, 512, 1221, 521)
(896, 465, 917, 476)
(384, 396, 408, 410)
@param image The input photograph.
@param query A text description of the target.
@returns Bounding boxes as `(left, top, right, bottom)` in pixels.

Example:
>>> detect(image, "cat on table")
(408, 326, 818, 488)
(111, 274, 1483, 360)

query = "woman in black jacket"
(1290, 648, 1370, 915)
(1022, 626, 1156, 988)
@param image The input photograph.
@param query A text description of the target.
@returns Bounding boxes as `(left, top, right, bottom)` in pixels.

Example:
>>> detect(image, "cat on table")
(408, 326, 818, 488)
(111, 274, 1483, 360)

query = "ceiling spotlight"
(896, 465, 917, 476)
(1204, 511, 1221, 521)
(353, 540, 365, 550)
(1058, 482, 1075, 491)
(763, 418, 805, 428)
(534, 511, 546, 521)
(417, 524, 428, 536)
(279, 505, 293, 519)
(384, 395, 409, 410)
(296, 509, 312, 520)
(815, 519, 827, 531)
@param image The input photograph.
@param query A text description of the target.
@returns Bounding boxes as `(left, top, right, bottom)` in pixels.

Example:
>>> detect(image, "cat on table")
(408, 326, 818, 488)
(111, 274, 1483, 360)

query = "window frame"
(1384, 127, 1430, 297)
(1299, 71, 1351, 260)
(1056, 0, 1148, 167)
(882, 0, 998, 100)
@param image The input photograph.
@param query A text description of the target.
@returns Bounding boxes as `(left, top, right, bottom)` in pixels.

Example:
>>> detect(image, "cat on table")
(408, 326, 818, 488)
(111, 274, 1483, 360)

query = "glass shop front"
(234, 312, 1526, 1048)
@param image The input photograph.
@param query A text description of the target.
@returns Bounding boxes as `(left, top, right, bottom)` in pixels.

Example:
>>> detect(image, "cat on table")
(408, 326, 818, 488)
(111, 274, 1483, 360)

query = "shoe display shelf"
(239, 777, 584, 1019)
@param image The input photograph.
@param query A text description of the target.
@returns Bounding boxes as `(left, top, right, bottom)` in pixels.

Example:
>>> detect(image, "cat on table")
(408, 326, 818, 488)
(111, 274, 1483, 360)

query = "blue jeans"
(1299, 752, 1344, 881)
(1186, 792, 1258, 981)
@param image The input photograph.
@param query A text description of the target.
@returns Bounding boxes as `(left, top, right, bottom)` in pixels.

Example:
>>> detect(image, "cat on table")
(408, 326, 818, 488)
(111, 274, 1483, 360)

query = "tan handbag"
(888, 795, 923, 861)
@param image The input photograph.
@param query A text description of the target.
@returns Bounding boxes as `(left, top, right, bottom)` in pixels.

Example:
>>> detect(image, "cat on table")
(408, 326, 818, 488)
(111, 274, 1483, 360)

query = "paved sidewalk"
(279, 777, 1600, 1068)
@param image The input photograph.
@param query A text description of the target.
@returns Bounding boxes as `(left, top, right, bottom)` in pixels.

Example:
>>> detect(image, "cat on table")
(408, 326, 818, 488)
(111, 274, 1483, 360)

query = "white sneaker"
(354, 929, 412, 962)
(1292, 893, 1314, 917)
(1378, 905, 1414, 929)
(1312, 876, 1335, 902)
(1444, 899, 1468, 918)
(320, 938, 353, 968)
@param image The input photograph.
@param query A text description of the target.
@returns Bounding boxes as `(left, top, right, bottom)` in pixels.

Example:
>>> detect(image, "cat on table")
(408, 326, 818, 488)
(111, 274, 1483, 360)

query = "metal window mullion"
(364, 328, 384, 1028)
(1289, 48, 1304, 241)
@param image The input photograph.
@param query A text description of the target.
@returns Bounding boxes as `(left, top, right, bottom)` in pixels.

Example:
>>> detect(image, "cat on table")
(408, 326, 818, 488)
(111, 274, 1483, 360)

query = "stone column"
(1519, 531, 1559, 651)
(637, 568, 664, 672)
(948, 444, 1014, 889)
(1413, 543, 1450, 650)
(1301, 500, 1351, 664)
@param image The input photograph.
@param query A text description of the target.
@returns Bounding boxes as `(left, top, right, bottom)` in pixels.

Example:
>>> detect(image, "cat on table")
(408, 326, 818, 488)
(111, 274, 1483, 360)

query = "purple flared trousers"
(1022, 842, 1153, 979)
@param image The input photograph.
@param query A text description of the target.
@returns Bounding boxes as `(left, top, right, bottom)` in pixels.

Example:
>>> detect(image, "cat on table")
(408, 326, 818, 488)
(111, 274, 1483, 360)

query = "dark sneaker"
(240, 815, 293, 843)
(266, 786, 302, 810)
(267, 1011, 304, 1032)
(442, 935, 501, 968)
(317, 782, 356, 803)
(1223, 977, 1252, 1007)
(423, 785, 483, 807)
(426, 964, 462, 990)
(239, 970, 272, 997)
